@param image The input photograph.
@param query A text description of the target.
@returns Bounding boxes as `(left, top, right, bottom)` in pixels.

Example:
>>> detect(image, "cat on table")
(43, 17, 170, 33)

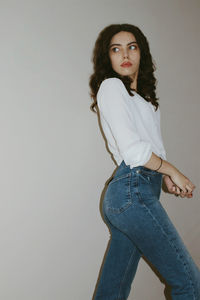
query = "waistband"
(119, 160, 161, 175)
(107, 160, 162, 185)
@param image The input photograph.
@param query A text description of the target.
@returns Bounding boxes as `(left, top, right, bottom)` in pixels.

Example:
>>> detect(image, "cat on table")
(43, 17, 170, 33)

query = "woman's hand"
(163, 175, 193, 198)
(169, 170, 196, 195)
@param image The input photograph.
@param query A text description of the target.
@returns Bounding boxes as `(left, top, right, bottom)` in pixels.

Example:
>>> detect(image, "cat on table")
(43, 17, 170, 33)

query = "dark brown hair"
(89, 23, 159, 112)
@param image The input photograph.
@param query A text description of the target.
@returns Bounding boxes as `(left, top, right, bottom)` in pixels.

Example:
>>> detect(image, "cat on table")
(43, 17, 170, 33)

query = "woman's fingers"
(180, 190, 185, 198)
(175, 186, 180, 195)
(185, 183, 195, 193)
(175, 186, 194, 198)
(178, 189, 193, 198)
(187, 192, 193, 198)
(178, 183, 195, 194)
(172, 185, 176, 193)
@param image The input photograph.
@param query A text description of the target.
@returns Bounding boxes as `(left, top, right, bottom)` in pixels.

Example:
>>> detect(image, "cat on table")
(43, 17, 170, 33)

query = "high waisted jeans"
(93, 160, 200, 300)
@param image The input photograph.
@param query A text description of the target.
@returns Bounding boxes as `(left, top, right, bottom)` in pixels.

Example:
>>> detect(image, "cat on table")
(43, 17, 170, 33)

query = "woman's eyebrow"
(109, 41, 137, 48)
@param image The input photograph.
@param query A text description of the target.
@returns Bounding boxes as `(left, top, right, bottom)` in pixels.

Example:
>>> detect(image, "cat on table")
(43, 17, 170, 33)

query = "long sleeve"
(97, 78, 153, 167)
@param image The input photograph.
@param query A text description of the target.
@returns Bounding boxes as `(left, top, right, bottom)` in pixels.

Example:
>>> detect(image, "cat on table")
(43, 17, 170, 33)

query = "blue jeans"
(93, 160, 200, 300)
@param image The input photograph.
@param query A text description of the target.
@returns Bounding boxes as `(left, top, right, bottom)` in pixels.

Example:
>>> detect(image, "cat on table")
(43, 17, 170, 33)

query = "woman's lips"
(120, 62, 132, 67)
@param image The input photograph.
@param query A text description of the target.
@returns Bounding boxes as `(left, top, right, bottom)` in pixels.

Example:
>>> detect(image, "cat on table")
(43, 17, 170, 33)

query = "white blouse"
(97, 77, 167, 169)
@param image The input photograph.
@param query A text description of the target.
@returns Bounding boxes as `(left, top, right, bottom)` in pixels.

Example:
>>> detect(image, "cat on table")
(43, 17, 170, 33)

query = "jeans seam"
(139, 199, 196, 299)
(117, 247, 136, 300)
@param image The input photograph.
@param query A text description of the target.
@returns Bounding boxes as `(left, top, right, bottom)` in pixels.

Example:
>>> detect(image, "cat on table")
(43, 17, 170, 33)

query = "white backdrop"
(0, 0, 199, 299)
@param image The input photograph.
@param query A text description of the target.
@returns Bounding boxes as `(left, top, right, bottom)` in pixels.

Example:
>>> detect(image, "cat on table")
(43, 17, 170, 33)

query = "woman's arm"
(144, 152, 196, 195)
(144, 152, 176, 176)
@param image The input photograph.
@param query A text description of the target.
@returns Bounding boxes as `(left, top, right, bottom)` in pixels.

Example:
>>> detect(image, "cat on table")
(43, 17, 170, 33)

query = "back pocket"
(104, 173, 132, 215)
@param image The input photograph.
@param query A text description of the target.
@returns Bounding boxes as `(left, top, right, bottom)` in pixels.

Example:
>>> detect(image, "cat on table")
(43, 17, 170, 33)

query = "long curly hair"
(89, 23, 159, 112)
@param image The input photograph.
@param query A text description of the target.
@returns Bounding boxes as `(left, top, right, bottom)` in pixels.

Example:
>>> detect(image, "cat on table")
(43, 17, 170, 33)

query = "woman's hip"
(102, 160, 163, 217)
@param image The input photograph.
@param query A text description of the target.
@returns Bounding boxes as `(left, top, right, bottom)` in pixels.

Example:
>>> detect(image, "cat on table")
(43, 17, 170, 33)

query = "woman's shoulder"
(100, 77, 123, 85)
(97, 78, 129, 110)
(98, 77, 126, 95)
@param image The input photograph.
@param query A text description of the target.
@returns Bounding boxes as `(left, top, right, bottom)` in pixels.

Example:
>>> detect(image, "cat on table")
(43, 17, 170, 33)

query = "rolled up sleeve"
(97, 78, 152, 167)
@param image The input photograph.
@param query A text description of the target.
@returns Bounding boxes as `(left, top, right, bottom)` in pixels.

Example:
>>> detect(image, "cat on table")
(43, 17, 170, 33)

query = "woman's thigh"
(94, 212, 142, 300)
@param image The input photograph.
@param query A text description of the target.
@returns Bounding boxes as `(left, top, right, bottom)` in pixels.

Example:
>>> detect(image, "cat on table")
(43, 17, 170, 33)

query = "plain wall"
(0, 0, 199, 299)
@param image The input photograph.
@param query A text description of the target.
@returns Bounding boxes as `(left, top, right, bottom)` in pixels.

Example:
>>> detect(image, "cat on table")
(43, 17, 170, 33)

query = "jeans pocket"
(137, 169, 162, 202)
(103, 173, 132, 215)
(138, 170, 152, 184)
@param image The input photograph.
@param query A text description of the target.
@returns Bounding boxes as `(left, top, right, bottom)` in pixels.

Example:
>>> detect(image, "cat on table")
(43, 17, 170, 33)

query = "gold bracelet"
(155, 157, 163, 171)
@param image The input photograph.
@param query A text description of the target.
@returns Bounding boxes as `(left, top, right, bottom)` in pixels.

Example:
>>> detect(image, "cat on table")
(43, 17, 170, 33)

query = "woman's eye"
(111, 47, 120, 53)
(129, 45, 136, 50)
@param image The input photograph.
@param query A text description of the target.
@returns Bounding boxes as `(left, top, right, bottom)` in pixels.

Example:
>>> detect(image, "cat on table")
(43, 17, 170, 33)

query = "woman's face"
(108, 31, 140, 85)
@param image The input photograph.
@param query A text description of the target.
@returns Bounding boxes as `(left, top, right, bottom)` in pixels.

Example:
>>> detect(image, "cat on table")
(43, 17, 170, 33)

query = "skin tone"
(163, 175, 193, 198)
(108, 31, 195, 198)
(109, 31, 140, 90)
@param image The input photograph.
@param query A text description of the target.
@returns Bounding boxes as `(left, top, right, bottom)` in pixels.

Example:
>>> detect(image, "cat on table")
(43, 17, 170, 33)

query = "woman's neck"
(130, 70, 138, 90)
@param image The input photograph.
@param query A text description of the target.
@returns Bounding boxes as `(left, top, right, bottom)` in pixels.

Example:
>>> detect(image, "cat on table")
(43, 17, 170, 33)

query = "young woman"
(89, 24, 200, 300)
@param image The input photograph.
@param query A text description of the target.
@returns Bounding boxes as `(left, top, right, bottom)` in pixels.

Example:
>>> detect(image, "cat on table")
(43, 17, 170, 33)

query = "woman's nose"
(123, 50, 129, 59)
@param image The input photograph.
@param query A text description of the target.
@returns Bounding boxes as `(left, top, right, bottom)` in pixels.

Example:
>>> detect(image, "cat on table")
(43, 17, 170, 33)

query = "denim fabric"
(93, 160, 200, 300)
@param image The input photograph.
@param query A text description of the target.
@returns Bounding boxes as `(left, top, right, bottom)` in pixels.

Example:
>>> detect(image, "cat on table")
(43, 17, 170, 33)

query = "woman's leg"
(93, 212, 142, 300)
(106, 168, 200, 300)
